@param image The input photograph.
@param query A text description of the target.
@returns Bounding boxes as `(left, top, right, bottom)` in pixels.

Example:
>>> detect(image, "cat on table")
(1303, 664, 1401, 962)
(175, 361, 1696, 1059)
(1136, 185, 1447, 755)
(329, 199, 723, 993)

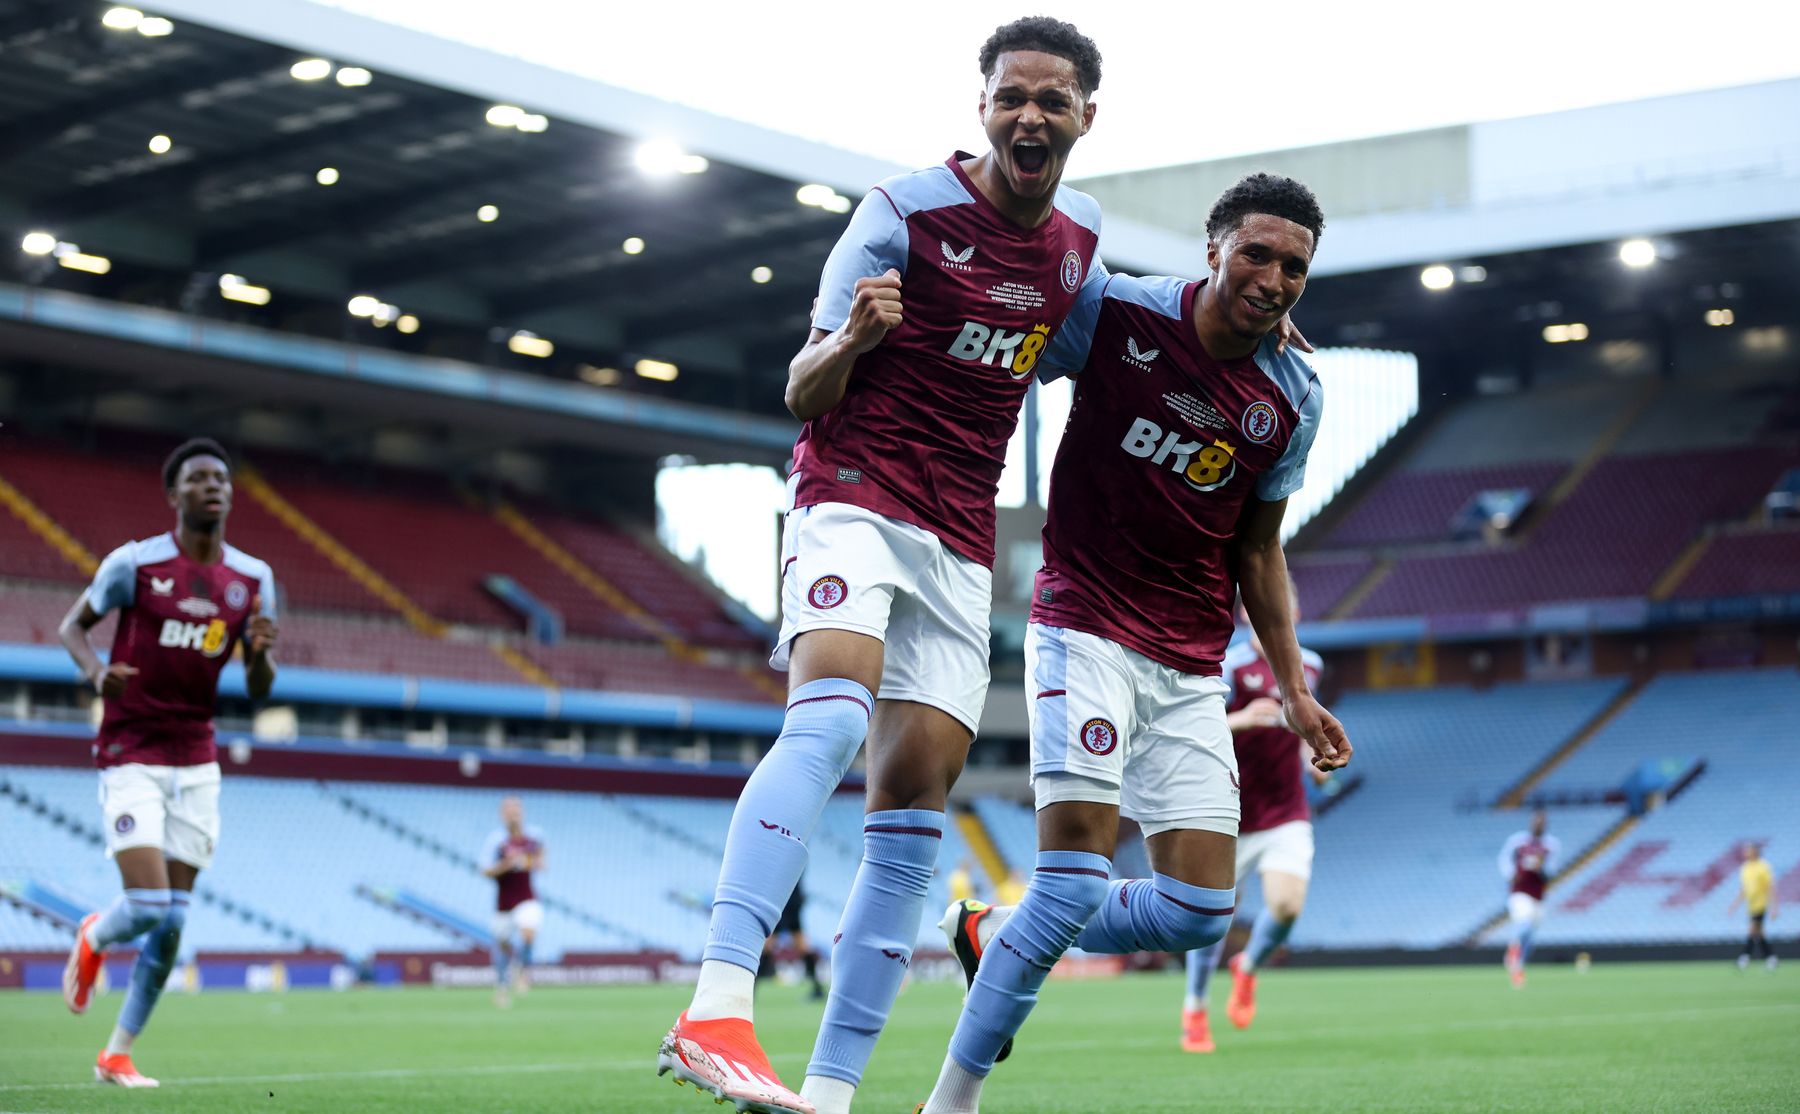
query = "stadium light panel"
(508, 331, 554, 358)
(396, 314, 420, 334)
(516, 114, 550, 133)
(1542, 323, 1590, 344)
(346, 295, 381, 317)
(137, 15, 173, 36)
(796, 183, 835, 206)
(477, 204, 500, 223)
(578, 365, 622, 386)
(102, 7, 143, 31)
(290, 58, 332, 81)
(822, 193, 852, 213)
(486, 104, 524, 127)
(751, 266, 773, 284)
(218, 274, 271, 306)
(1619, 238, 1656, 268)
(1458, 265, 1488, 283)
(315, 166, 340, 186)
(634, 140, 708, 176)
(635, 358, 679, 382)
(1419, 265, 1455, 291)
(1705, 308, 1735, 327)
(58, 251, 112, 275)
(20, 231, 56, 255)
(622, 237, 646, 255)
(335, 67, 372, 87)
(147, 134, 172, 155)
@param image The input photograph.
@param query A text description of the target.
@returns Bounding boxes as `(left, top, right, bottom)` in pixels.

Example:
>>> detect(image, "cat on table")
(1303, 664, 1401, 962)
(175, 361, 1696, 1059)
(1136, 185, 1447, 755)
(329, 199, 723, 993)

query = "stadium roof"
(0, 0, 1203, 434)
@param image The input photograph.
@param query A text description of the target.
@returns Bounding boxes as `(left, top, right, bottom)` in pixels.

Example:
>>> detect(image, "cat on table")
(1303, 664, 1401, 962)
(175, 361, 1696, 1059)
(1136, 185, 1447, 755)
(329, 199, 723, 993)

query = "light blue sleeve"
(85, 544, 137, 615)
(1257, 375, 1323, 502)
(257, 566, 280, 621)
(1038, 270, 1109, 382)
(811, 189, 909, 334)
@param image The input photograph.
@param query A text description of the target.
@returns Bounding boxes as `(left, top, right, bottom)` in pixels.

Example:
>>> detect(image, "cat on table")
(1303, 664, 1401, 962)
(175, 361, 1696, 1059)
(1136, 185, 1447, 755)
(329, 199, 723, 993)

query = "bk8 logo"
(947, 321, 1051, 379)
(1120, 417, 1239, 492)
(158, 618, 230, 658)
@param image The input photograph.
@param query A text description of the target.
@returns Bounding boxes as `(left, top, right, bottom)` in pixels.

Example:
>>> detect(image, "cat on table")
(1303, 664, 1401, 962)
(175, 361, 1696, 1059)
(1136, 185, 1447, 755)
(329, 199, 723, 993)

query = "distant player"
(761, 880, 825, 1000)
(483, 796, 545, 1008)
(1180, 589, 1328, 1053)
(1499, 810, 1560, 987)
(657, 18, 1109, 1114)
(922, 174, 1350, 1113)
(1729, 841, 1778, 971)
(57, 438, 278, 1088)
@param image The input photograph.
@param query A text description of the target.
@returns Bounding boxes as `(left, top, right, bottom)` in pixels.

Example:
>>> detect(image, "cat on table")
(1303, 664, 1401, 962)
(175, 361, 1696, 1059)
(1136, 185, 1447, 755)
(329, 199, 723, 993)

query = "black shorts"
(1751, 911, 1766, 930)
(774, 888, 805, 935)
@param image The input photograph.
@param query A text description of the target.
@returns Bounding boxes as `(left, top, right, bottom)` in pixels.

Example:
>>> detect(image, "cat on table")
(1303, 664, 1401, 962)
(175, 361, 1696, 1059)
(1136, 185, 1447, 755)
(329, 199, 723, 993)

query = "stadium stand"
(0, 437, 777, 705)
(1485, 669, 1800, 946)
(1291, 678, 1628, 949)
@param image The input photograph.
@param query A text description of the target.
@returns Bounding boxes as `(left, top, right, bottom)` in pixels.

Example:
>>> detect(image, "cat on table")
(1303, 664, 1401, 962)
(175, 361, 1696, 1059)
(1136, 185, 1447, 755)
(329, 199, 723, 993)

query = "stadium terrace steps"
(1669, 525, 1800, 599)
(0, 471, 97, 578)
(354, 885, 491, 948)
(0, 772, 310, 951)
(1497, 679, 1649, 809)
(1348, 444, 1800, 617)
(1289, 556, 1375, 621)
(1326, 556, 1394, 621)
(328, 788, 652, 949)
(1322, 462, 1568, 549)
(1461, 811, 1642, 944)
(955, 802, 1013, 890)
(235, 464, 445, 636)
(495, 500, 782, 701)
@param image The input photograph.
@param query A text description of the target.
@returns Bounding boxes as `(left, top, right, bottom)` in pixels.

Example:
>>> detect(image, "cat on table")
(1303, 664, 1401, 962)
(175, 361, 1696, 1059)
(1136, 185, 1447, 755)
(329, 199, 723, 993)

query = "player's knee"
(1059, 872, 1110, 926)
(1144, 878, 1232, 952)
(124, 893, 171, 938)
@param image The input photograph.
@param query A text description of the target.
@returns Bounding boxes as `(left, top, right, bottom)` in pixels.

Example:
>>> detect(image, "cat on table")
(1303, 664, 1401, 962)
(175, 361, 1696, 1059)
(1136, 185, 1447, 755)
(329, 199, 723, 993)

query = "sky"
(315, 0, 1800, 178)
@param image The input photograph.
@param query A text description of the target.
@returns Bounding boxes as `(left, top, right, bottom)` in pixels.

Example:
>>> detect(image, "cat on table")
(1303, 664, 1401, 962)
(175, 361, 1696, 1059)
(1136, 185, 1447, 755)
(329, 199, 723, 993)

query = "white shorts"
(99, 762, 222, 870)
(1235, 820, 1315, 883)
(772, 498, 992, 733)
(1026, 624, 1238, 836)
(493, 899, 545, 940)
(1507, 892, 1543, 927)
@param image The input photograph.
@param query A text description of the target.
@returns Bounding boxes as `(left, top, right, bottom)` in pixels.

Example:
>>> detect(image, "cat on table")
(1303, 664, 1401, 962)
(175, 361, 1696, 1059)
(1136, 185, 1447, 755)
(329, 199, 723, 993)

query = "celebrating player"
(1180, 587, 1329, 1053)
(483, 796, 546, 1008)
(922, 173, 1350, 1113)
(1729, 841, 1779, 971)
(57, 438, 278, 1088)
(656, 18, 1109, 1114)
(1499, 810, 1560, 988)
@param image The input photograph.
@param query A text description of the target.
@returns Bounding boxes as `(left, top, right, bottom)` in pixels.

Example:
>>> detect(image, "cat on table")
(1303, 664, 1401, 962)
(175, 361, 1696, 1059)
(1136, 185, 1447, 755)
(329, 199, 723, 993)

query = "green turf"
(0, 962, 1794, 1112)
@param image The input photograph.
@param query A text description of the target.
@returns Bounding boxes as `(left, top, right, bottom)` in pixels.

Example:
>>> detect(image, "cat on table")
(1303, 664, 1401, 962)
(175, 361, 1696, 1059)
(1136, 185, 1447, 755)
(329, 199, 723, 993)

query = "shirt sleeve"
(1257, 373, 1323, 502)
(811, 188, 910, 334)
(482, 831, 504, 866)
(83, 544, 137, 615)
(256, 564, 280, 621)
(1498, 835, 1521, 880)
(1039, 270, 1109, 382)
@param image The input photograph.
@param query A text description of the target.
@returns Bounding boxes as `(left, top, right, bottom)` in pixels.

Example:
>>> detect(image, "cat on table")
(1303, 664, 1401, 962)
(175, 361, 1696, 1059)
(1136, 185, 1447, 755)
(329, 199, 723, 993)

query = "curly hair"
(979, 16, 1102, 96)
(162, 437, 232, 491)
(1205, 173, 1326, 246)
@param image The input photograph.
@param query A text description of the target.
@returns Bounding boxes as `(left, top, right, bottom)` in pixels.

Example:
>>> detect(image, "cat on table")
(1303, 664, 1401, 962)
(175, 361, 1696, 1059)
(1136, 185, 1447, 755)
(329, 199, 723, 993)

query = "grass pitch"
(1, 962, 1794, 1112)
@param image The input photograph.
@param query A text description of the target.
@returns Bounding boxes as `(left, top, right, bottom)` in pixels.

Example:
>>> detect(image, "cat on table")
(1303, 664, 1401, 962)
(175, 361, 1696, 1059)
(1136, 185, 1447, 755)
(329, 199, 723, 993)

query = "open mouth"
(1013, 141, 1049, 176)
(1244, 295, 1280, 317)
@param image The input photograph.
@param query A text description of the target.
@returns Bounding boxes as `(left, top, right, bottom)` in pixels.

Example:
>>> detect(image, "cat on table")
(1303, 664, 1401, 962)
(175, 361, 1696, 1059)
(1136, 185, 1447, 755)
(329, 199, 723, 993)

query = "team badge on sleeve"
(1060, 250, 1083, 293)
(1241, 401, 1279, 444)
(1080, 718, 1118, 756)
(808, 575, 848, 610)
